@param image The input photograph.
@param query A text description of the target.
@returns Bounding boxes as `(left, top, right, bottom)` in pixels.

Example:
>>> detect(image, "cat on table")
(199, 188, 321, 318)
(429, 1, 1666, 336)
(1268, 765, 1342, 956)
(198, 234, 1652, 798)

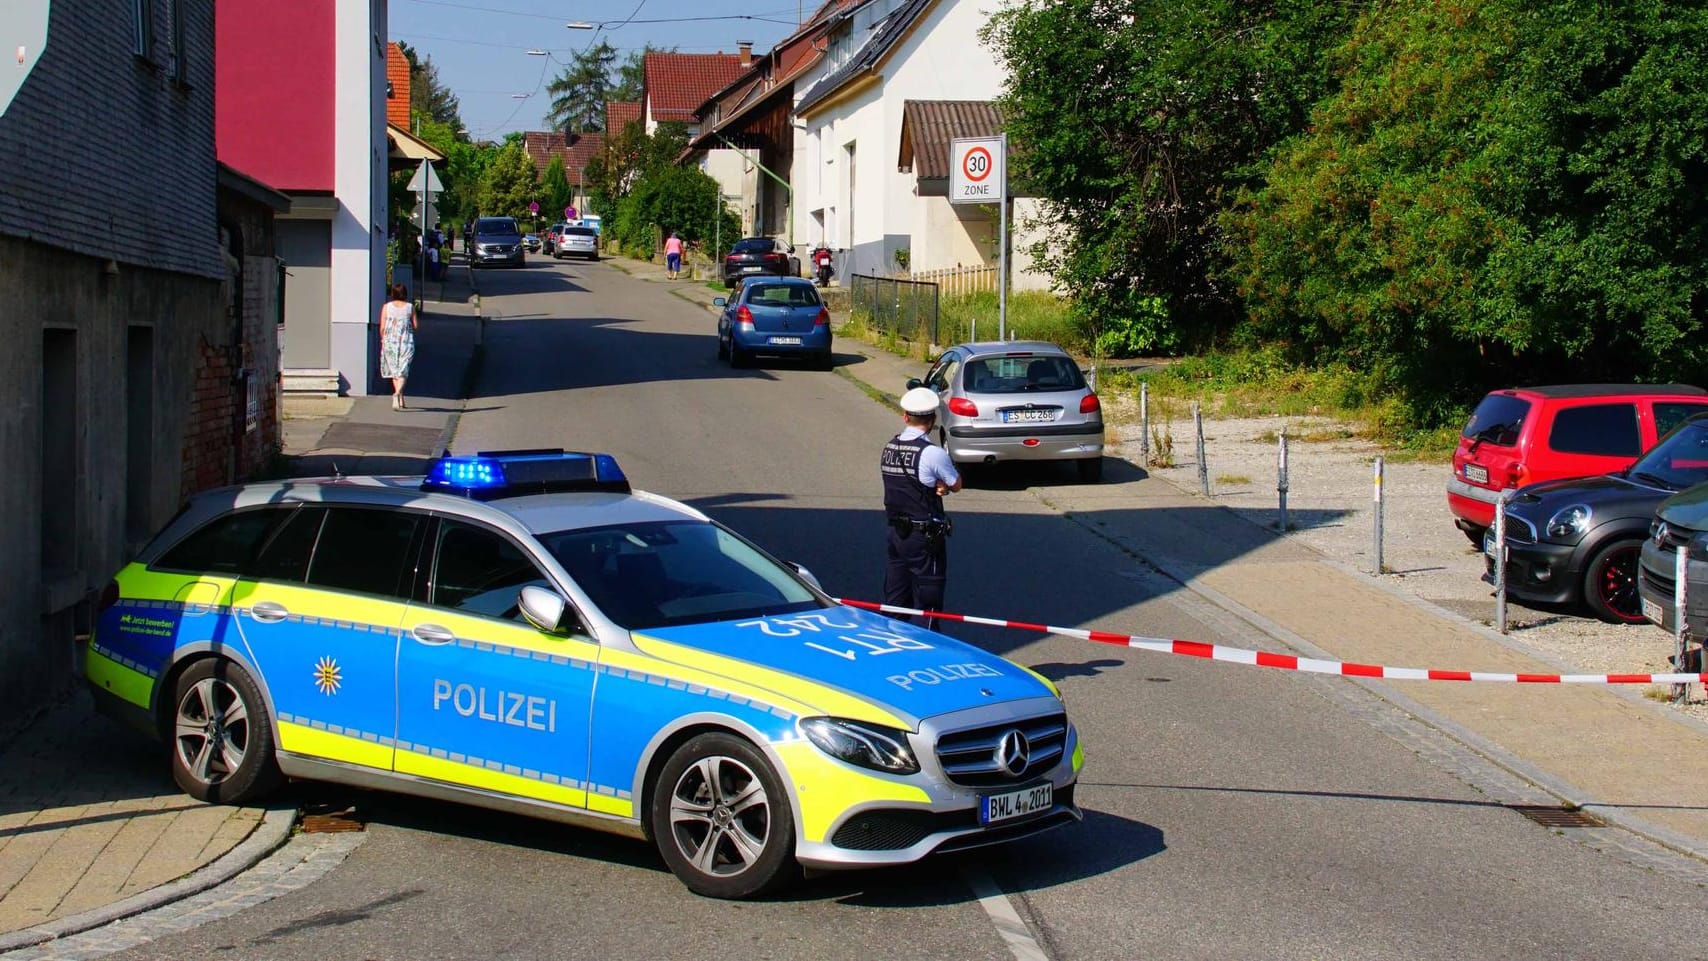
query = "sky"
(388, 0, 810, 141)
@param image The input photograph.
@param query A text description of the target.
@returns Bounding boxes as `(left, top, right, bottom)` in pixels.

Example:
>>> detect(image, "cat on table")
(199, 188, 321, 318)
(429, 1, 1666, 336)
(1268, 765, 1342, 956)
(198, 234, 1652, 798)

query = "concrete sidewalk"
(0, 256, 485, 951)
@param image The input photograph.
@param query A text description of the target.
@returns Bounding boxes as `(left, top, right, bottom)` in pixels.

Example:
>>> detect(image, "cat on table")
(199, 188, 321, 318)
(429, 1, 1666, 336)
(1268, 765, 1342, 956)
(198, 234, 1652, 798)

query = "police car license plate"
(1465, 463, 1489, 484)
(980, 782, 1052, 825)
(1002, 410, 1054, 424)
(770, 336, 801, 345)
(1643, 597, 1664, 625)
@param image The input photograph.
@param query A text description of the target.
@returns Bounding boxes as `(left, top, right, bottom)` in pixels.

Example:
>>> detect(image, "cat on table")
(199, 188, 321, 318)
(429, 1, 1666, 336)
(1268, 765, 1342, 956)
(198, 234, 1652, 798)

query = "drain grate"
(1509, 804, 1603, 829)
(300, 803, 366, 834)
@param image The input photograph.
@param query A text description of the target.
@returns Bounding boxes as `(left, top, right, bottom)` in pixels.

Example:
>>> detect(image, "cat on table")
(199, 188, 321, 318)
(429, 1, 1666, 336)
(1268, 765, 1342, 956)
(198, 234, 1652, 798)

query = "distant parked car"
(540, 222, 567, 255)
(714, 277, 832, 370)
(1447, 384, 1708, 545)
(553, 225, 598, 261)
(723, 237, 794, 284)
(470, 217, 526, 268)
(907, 342, 1105, 482)
(523, 232, 541, 252)
(1487, 412, 1708, 623)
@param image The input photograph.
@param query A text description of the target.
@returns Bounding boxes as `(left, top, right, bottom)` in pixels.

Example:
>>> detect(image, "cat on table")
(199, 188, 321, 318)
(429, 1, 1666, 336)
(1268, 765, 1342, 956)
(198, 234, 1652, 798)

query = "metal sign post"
(406, 161, 444, 300)
(949, 136, 1007, 339)
(1674, 544, 1690, 703)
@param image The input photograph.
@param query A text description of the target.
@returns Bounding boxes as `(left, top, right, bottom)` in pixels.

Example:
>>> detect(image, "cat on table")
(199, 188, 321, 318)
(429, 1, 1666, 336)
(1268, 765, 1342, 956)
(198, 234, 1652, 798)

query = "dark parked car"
(1447, 384, 1708, 544)
(723, 237, 794, 284)
(1638, 436, 1708, 636)
(470, 216, 525, 268)
(714, 277, 832, 370)
(1487, 412, 1708, 623)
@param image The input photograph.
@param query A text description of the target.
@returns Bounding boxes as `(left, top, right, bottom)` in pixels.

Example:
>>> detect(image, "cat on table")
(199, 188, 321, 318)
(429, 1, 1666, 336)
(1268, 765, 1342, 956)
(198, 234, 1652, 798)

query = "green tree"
(397, 42, 465, 139)
(585, 119, 688, 213)
(541, 155, 573, 223)
(983, 0, 1360, 351)
(611, 165, 737, 259)
(1226, 0, 1708, 416)
(478, 144, 540, 221)
(546, 42, 621, 134)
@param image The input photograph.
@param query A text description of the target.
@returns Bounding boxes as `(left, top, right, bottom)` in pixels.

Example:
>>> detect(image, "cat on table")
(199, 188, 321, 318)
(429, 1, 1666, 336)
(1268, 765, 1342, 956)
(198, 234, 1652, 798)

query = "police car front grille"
(934, 713, 1067, 788)
(831, 809, 975, 850)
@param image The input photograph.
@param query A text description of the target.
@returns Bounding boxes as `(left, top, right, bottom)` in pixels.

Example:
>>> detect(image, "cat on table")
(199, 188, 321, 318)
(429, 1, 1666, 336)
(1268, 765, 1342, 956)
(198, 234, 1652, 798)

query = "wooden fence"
(909, 264, 999, 298)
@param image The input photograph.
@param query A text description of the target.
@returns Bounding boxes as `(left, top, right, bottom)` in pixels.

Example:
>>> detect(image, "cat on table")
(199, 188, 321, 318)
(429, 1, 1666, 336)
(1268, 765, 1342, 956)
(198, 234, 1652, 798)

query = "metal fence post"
(1277, 427, 1289, 532)
(1193, 403, 1209, 496)
(1139, 382, 1150, 467)
(1494, 495, 1508, 633)
(1675, 542, 1690, 704)
(932, 282, 940, 346)
(1372, 456, 1386, 576)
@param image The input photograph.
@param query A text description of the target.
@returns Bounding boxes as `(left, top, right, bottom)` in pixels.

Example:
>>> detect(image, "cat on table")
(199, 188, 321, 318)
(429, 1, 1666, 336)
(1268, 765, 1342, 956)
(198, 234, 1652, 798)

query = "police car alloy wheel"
(650, 732, 799, 899)
(169, 659, 281, 804)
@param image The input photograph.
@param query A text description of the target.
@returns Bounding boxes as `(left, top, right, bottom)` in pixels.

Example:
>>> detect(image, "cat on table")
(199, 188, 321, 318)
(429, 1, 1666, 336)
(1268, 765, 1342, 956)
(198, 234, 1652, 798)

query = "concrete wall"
(328, 0, 389, 396)
(0, 235, 225, 726)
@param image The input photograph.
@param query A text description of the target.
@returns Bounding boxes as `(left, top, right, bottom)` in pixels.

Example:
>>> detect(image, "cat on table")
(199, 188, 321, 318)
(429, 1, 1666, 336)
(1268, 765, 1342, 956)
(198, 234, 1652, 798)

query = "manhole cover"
(300, 803, 366, 834)
(1509, 804, 1603, 829)
(317, 423, 443, 456)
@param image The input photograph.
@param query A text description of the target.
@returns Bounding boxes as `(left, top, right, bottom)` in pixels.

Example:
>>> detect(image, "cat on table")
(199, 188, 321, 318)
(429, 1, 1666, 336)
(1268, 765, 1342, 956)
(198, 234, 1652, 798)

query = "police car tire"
(168, 659, 281, 805)
(650, 733, 799, 899)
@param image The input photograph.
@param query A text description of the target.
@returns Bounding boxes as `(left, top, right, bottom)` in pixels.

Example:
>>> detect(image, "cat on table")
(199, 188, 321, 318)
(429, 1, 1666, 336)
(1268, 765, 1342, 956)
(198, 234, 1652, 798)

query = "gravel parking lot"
(1101, 401, 1708, 722)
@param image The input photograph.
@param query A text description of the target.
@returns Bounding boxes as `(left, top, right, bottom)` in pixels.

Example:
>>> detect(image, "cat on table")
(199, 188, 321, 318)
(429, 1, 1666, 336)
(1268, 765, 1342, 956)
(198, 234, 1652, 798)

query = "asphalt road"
(105, 258, 1708, 961)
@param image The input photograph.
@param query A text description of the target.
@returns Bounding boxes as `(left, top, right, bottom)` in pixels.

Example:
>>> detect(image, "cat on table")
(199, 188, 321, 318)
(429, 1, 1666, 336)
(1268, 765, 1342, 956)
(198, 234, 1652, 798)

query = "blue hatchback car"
(716, 278, 833, 370)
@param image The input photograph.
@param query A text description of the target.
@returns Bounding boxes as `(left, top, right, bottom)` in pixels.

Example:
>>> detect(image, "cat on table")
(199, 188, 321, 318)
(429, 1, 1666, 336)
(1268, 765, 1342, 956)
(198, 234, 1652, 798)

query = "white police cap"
(900, 387, 941, 415)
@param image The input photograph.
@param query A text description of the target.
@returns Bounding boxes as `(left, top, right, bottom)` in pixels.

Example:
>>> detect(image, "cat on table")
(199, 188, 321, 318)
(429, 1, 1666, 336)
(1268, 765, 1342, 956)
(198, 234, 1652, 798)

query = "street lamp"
(565, 20, 594, 30)
(526, 49, 549, 56)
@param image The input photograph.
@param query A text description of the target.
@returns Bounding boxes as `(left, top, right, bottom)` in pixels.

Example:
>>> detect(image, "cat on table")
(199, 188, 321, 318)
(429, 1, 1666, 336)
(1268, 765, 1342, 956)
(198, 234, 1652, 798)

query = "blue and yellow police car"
(84, 450, 1081, 898)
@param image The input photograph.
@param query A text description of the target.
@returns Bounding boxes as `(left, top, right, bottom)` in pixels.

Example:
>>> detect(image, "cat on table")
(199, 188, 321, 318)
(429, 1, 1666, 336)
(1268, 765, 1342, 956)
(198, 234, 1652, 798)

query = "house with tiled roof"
(522, 130, 604, 214)
(683, 0, 860, 242)
(789, 0, 1049, 289)
(606, 101, 642, 136)
(643, 49, 755, 235)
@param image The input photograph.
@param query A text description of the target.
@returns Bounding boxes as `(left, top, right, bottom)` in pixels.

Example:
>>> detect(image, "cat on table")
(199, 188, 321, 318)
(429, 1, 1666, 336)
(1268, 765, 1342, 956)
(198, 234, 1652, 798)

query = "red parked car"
(1447, 384, 1708, 544)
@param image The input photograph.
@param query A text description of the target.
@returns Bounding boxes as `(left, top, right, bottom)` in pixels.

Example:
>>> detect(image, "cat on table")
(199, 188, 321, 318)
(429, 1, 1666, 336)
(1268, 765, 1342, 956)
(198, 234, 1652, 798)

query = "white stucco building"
(791, 0, 1049, 289)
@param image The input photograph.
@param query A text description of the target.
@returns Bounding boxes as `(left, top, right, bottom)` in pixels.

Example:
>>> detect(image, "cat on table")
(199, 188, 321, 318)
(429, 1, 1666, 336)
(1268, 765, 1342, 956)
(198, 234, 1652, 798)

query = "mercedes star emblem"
(994, 729, 1031, 778)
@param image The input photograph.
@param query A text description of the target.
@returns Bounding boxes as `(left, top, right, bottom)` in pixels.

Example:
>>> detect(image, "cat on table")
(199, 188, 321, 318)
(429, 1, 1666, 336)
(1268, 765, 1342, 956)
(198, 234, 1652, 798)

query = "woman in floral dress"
(379, 284, 417, 410)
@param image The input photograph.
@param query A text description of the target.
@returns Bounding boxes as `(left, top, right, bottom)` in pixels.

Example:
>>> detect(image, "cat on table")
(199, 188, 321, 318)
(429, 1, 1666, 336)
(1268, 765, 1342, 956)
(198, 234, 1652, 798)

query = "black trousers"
(884, 526, 947, 621)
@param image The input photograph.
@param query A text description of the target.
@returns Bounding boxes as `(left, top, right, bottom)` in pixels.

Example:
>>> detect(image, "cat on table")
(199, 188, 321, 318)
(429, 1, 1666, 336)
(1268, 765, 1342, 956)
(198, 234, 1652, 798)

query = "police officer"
(882, 387, 963, 620)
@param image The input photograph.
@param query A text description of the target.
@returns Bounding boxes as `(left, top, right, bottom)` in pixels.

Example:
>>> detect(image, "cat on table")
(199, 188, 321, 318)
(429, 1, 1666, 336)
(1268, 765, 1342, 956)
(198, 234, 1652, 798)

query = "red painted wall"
(216, 0, 335, 191)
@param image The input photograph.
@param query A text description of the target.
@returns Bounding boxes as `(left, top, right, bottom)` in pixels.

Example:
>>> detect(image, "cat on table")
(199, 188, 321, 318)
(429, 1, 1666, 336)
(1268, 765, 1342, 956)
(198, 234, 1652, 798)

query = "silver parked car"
(553, 225, 598, 261)
(908, 341, 1105, 482)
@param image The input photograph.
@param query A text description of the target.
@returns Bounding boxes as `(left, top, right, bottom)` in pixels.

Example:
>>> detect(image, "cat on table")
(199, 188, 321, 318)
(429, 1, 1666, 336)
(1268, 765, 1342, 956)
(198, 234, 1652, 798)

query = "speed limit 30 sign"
(950, 136, 1005, 205)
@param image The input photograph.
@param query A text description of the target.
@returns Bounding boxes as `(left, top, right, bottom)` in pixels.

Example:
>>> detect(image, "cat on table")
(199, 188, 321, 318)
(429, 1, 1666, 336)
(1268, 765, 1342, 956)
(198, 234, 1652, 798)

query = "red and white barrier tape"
(834, 598, 1708, 685)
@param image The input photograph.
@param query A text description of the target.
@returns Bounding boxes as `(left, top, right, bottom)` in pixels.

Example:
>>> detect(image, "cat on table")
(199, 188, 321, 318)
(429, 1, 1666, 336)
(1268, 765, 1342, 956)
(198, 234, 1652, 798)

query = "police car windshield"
(537, 520, 822, 630)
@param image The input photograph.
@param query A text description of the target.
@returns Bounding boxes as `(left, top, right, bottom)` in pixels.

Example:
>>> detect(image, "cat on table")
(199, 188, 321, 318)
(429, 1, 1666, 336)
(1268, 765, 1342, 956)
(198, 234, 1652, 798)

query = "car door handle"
(249, 601, 290, 623)
(411, 624, 456, 646)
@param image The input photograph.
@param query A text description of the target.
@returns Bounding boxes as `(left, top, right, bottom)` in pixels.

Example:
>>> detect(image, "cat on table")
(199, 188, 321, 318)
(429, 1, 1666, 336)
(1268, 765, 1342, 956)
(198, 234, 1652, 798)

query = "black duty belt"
(889, 515, 953, 539)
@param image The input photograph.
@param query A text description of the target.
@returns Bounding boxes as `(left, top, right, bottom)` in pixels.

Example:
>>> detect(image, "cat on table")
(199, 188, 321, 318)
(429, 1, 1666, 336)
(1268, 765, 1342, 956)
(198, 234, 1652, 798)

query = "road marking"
(962, 868, 1050, 961)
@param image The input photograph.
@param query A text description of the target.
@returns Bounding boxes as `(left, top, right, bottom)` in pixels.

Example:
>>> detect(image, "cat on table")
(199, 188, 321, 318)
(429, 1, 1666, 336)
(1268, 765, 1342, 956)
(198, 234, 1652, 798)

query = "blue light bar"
(421, 449, 630, 499)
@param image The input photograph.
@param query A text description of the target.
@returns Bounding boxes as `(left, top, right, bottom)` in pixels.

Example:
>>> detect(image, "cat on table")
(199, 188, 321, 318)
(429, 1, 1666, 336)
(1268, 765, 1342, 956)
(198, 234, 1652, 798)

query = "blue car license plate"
(980, 782, 1052, 825)
(769, 336, 801, 345)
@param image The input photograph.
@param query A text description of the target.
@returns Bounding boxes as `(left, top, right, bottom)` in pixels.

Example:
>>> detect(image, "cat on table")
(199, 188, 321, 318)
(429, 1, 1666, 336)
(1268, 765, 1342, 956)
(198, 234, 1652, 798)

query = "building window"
(42, 329, 78, 575)
(167, 0, 186, 84)
(133, 0, 155, 60)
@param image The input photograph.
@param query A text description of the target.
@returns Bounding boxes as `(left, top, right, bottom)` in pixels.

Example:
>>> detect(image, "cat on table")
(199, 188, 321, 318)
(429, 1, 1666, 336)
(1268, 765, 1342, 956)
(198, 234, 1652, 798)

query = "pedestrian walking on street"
(426, 241, 441, 281)
(379, 283, 417, 410)
(665, 230, 684, 280)
(881, 387, 962, 621)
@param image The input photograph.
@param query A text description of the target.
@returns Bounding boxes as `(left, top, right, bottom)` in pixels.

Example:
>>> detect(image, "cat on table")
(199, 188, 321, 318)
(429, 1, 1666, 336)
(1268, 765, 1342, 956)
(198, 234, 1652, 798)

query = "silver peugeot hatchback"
(908, 341, 1105, 482)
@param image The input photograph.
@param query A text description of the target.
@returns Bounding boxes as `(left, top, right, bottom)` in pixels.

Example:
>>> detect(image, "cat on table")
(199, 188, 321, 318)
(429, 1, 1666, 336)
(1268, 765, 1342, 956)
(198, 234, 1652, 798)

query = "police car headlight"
(800, 717, 919, 775)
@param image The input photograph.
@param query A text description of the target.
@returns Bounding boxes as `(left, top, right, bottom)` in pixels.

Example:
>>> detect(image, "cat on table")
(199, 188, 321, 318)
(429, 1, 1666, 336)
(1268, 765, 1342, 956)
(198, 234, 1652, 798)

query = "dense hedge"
(987, 0, 1708, 427)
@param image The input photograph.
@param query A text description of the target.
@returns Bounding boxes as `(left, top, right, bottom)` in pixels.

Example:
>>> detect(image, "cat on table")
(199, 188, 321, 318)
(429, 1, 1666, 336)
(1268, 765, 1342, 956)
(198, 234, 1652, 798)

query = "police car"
(84, 450, 1082, 898)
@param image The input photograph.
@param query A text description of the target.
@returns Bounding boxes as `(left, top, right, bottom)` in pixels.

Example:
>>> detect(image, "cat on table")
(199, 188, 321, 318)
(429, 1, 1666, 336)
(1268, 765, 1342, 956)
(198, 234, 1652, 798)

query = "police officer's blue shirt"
(898, 427, 960, 490)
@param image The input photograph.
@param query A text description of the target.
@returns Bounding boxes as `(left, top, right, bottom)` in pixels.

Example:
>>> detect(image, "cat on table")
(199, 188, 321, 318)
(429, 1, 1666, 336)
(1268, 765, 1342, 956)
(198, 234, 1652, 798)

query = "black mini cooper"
(1486, 412, 1708, 622)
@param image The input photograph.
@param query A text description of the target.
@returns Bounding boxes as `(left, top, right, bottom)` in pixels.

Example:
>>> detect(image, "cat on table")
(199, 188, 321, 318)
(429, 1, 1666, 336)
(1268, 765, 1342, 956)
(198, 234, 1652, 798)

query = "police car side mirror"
(713, 297, 727, 307)
(519, 585, 575, 636)
(906, 378, 923, 390)
(788, 562, 823, 592)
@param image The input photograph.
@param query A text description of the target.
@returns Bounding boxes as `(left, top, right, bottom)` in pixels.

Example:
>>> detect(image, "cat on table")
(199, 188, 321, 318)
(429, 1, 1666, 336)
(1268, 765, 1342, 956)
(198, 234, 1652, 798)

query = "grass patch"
(1215, 474, 1252, 486)
(937, 291, 1080, 348)
(1102, 347, 1463, 459)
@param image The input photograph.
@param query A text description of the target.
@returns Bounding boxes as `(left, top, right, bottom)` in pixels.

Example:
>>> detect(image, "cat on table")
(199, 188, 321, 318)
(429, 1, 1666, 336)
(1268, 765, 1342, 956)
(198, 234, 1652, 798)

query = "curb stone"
(0, 805, 296, 954)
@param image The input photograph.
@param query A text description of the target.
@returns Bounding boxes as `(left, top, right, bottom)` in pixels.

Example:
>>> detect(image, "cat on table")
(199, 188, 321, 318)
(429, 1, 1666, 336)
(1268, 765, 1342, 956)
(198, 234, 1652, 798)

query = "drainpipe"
(716, 133, 793, 249)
